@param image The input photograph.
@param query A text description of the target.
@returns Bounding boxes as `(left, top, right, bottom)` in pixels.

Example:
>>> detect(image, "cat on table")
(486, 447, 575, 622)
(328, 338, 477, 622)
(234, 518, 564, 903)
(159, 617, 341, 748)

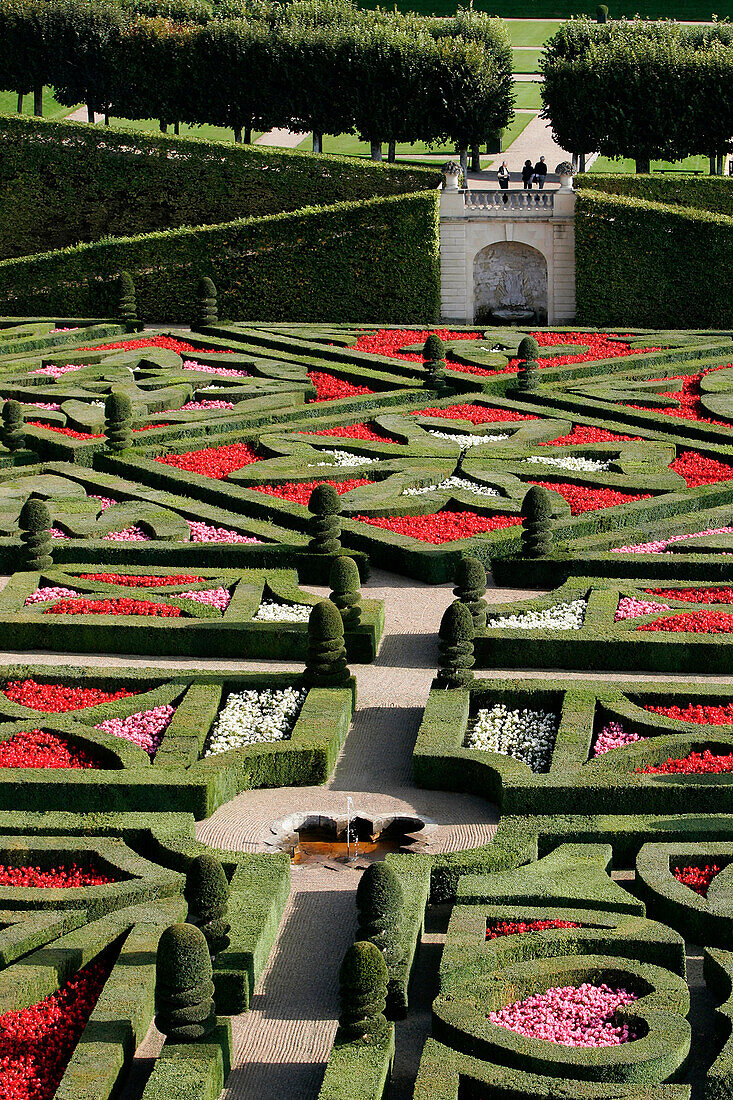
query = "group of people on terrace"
(497, 156, 548, 189)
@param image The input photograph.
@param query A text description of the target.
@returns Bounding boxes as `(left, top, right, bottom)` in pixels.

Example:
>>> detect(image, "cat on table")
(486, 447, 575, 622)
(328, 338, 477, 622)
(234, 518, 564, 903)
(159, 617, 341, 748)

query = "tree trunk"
(387, 140, 396, 163)
(579, 153, 586, 173)
(312, 131, 322, 153)
(34, 85, 42, 116)
(470, 144, 481, 172)
(234, 126, 242, 143)
(17, 92, 23, 114)
(244, 126, 252, 144)
(174, 121, 179, 135)
(370, 141, 382, 161)
(717, 152, 725, 176)
(87, 104, 96, 124)
(459, 145, 468, 187)
(159, 120, 168, 133)
(635, 157, 650, 174)
(104, 111, 110, 127)
(710, 154, 717, 176)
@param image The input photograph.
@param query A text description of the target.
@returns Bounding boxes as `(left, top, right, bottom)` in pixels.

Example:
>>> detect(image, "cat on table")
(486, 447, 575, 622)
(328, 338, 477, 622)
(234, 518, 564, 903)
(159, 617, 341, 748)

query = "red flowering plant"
(155, 442, 260, 479)
(2, 680, 137, 712)
(673, 864, 724, 896)
(0, 862, 116, 887)
(624, 366, 733, 427)
(486, 918, 581, 939)
(0, 729, 101, 769)
(43, 597, 185, 617)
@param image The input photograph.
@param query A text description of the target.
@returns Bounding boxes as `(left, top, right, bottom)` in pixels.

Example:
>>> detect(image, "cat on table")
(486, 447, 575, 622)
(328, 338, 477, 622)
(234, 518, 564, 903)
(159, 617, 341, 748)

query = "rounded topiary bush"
(304, 600, 350, 687)
(104, 391, 133, 452)
(356, 862, 405, 968)
(116, 271, 138, 327)
(1, 400, 25, 453)
(521, 485, 556, 558)
(338, 940, 388, 1040)
(308, 484, 342, 553)
(423, 334, 445, 363)
(437, 601, 474, 688)
(155, 923, 217, 1043)
(516, 358, 539, 392)
(18, 497, 52, 571)
(453, 556, 488, 631)
(329, 555, 362, 628)
(193, 277, 218, 330)
(517, 335, 540, 362)
(185, 854, 231, 958)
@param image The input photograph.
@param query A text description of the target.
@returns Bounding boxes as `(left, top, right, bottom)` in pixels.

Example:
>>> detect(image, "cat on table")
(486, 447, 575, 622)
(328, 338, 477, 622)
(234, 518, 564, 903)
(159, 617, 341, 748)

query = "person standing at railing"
(497, 162, 510, 189)
(534, 156, 548, 189)
(521, 160, 534, 189)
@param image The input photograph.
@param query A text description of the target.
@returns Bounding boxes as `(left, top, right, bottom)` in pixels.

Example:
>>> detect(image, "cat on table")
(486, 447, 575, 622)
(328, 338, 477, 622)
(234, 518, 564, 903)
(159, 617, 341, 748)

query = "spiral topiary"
(329, 555, 362, 628)
(516, 335, 540, 392)
(304, 600, 351, 687)
(18, 497, 52, 571)
(453, 556, 488, 631)
(338, 940, 388, 1040)
(184, 854, 231, 959)
(1, 400, 25, 452)
(192, 277, 218, 331)
(104, 391, 133, 451)
(307, 483, 342, 554)
(116, 271, 139, 328)
(437, 601, 474, 688)
(422, 334, 445, 363)
(520, 485, 556, 558)
(517, 336, 540, 361)
(356, 862, 405, 969)
(155, 923, 217, 1043)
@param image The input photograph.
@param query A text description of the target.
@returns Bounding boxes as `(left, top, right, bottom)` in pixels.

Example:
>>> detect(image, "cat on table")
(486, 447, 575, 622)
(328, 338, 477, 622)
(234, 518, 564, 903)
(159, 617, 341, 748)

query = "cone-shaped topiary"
(116, 271, 139, 328)
(437, 601, 474, 687)
(104, 391, 133, 452)
(338, 940, 388, 1040)
(329, 555, 362, 628)
(422, 334, 445, 363)
(192, 277, 218, 331)
(521, 484, 556, 558)
(596, 3, 608, 20)
(1, 400, 25, 452)
(18, 497, 52, 571)
(356, 862, 405, 969)
(516, 358, 539, 392)
(184, 854, 231, 959)
(155, 923, 217, 1043)
(304, 600, 351, 687)
(307, 483, 342, 553)
(453, 556, 488, 631)
(424, 358, 450, 395)
(517, 335, 540, 361)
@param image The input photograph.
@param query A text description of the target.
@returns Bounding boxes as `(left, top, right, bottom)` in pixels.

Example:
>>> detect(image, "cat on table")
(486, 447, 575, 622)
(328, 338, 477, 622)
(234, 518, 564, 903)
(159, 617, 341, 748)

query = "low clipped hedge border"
(141, 1021, 233, 1100)
(635, 842, 733, 949)
(317, 1026, 395, 1100)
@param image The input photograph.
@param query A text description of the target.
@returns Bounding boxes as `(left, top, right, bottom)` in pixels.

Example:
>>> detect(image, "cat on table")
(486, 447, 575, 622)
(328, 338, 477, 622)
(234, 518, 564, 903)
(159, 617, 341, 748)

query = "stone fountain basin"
(267, 810, 433, 856)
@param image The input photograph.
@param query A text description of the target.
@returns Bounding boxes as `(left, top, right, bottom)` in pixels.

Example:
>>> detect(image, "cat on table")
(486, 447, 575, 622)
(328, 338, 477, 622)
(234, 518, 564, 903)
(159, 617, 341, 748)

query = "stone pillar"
(439, 188, 470, 324)
(550, 188, 576, 324)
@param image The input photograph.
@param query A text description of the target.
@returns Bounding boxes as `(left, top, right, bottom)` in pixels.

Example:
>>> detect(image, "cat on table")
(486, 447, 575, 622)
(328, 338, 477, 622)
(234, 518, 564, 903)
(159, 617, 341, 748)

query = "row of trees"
(541, 19, 733, 174)
(0, 0, 514, 166)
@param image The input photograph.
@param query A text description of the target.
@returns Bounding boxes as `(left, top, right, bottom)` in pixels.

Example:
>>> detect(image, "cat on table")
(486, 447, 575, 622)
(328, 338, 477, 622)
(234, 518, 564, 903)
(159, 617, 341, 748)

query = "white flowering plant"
(524, 455, 611, 473)
(402, 476, 499, 498)
(464, 703, 558, 772)
(204, 687, 306, 756)
(313, 450, 377, 468)
(254, 600, 313, 623)
(428, 430, 509, 447)
(486, 599, 587, 632)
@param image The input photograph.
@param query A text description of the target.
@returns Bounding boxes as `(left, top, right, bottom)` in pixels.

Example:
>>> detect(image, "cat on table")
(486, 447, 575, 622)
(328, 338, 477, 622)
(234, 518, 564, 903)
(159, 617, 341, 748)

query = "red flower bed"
(645, 702, 733, 724)
(638, 750, 733, 774)
(155, 442, 259, 479)
(306, 423, 396, 443)
(78, 573, 205, 587)
(527, 481, 651, 515)
(44, 598, 182, 617)
(626, 367, 731, 426)
(0, 950, 114, 1100)
(674, 864, 722, 896)
(2, 679, 136, 712)
(353, 511, 522, 543)
(410, 404, 538, 425)
(0, 863, 115, 887)
(79, 336, 234, 355)
(27, 423, 102, 440)
(669, 450, 733, 487)
(0, 730, 100, 769)
(539, 425, 642, 447)
(308, 371, 373, 401)
(252, 478, 372, 505)
(353, 329, 481, 361)
(636, 611, 733, 634)
(646, 587, 733, 605)
(486, 918, 580, 939)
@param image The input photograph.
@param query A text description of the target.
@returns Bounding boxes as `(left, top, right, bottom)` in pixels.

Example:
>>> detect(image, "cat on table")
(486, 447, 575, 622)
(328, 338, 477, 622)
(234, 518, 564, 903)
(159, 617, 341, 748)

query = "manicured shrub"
(517, 335, 540, 361)
(520, 485, 555, 558)
(1, 398, 25, 452)
(516, 335, 540, 392)
(338, 940, 388, 1041)
(437, 601, 474, 687)
(304, 600, 351, 687)
(453, 556, 488, 630)
(355, 862, 405, 968)
(18, 497, 52, 571)
(104, 391, 133, 452)
(308, 484, 342, 554)
(184, 854, 231, 959)
(116, 270, 139, 328)
(193, 277, 217, 331)
(422, 334, 445, 362)
(154, 923, 217, 1043)
(329, 555, 362, 628)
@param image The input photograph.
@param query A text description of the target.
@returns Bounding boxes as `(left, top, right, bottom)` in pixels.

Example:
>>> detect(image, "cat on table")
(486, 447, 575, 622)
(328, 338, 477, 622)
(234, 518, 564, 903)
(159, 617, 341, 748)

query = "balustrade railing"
(464, 189, 554, 214)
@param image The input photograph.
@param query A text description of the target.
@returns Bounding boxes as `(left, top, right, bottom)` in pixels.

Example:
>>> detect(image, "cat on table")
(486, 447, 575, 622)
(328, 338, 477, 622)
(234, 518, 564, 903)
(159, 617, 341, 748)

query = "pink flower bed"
(178, 399, 235, 410)
(187, 521, 261, 544)
(28, 402, 62, 411)
(591, 721, 644, 756)
(102, 526, 149, 541)
(488, 982, 639, 1046)
(95, 703, 175, 756)
(612, 526, 733, 554)
(615, 597, 671, 621)
(181, 360, 248, 378)
(25, 586, 79, 606)
(30, 364, 83, 378)
(178, 586, 231, 611)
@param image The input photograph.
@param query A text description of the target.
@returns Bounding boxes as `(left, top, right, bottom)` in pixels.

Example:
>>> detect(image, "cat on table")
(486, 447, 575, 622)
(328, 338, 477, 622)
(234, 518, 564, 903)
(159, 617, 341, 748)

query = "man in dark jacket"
(534, 156, 548, 188)
(521, 160, 534, 189)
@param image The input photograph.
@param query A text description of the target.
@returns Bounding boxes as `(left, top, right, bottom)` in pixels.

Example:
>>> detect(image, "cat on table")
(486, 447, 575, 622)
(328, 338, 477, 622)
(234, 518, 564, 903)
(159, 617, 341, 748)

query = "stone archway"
(473, 240, 548, 324)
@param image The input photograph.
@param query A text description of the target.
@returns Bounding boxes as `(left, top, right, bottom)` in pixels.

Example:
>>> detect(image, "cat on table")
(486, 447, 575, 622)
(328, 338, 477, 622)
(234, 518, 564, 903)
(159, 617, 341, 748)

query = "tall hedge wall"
(575, 188, 733, 328)
(0, 190, 441, 323)
(357, 0, 730, 18)
(0, 116, 439, 261)
(577, 173, 733, 216)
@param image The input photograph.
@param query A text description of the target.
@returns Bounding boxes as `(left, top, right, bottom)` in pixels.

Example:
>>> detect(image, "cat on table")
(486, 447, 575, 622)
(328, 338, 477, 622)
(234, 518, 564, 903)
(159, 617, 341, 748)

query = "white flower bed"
(402, 476, 499, 497)
(204, 687, 306, 756)
(428, 430, 509, 447)
(313, 449, 377, 468)
(524, 455, 612, 472)
(254, 600, 313, 622)
(464, 703, 557, 772)
(486, 599, 587, 631)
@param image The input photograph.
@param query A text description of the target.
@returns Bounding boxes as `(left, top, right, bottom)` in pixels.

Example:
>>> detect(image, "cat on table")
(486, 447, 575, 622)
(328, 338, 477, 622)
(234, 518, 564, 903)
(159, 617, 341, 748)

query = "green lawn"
(513, 81, 543, 109)
(0, 87, 74, 119)
(505, 19, 562, 46)
(512, 47, 543, 73)
(295, 114, 533, 159)
(105, 116, 264, 142)
(589, 153, 713, 174)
